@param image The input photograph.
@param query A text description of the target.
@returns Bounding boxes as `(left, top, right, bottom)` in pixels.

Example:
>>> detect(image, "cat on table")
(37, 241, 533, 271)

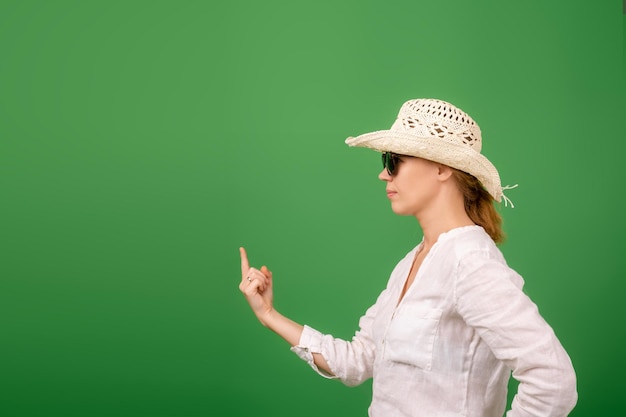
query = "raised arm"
(238, 247, 333, 374)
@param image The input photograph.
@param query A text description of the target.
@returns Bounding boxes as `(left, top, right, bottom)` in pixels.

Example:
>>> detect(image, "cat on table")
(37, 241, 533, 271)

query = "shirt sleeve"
(455, 253, 578, 417)
(290, 293, 382, 387)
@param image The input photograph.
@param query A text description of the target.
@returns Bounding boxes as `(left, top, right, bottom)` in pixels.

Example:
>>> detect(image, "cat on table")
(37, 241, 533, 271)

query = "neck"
(415, 192, 474, 249)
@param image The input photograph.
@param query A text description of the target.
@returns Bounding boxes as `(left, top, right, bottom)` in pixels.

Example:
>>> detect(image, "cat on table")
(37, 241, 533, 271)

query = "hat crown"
(390, 99, 483, 152)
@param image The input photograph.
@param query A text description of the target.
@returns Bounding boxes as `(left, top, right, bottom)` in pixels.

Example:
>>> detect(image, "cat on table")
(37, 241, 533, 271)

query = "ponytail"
(452, 169, 505, 244)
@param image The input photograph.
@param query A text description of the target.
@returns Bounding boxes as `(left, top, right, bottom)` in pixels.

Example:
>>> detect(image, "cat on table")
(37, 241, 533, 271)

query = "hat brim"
(346, 130, 503, 202)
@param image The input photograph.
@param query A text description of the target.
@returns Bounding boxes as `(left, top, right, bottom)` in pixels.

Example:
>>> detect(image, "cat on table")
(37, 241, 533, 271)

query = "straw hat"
(345, 98, 511, 203)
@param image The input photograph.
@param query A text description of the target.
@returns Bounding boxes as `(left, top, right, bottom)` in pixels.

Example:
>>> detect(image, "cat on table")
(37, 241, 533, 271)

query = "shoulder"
(438, 225, 503, 262)
(436, 226, 524, 287)
(454, 228, 524, 289)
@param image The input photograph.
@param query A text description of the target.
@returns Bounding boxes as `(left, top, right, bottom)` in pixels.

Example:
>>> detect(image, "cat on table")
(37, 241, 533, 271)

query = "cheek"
(392, 161, 440, 205)
(398, 174, 424, 195)
(397, 176, 436, 203)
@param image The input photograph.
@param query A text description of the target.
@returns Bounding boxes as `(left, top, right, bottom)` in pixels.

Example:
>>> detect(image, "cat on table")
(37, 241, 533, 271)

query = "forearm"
(258, 308, 303, 346)
(260, 309, 333, 375)
(507, 350, 577, 417)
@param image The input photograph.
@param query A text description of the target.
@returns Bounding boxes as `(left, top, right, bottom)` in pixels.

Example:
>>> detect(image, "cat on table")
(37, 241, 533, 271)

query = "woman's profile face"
(378, 155, 443, 217)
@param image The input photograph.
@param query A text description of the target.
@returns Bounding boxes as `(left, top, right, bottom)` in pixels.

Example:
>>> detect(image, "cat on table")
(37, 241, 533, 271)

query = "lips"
(386, 189, 397, 198)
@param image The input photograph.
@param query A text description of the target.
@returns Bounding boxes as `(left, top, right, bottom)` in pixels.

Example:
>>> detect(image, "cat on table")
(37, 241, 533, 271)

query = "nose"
(378, 167, 392, 182)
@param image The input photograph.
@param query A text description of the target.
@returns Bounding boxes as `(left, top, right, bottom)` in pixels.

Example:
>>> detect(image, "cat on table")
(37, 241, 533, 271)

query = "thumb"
(261, 265, 272, 278)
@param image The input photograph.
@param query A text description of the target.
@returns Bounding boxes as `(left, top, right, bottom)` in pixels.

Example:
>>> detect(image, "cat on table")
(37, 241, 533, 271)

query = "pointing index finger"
(240, 247, 250, 276)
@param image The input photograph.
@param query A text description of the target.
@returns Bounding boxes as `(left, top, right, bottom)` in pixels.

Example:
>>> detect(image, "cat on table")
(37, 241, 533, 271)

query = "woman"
(239, 99, 577, 416)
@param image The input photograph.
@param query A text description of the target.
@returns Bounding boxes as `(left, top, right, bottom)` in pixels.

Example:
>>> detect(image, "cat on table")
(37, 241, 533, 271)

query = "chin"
(390, 203, 413, 216)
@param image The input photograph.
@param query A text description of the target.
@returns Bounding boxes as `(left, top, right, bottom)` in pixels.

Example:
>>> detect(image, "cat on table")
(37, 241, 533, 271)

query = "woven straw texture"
(345, 99, 504, 202)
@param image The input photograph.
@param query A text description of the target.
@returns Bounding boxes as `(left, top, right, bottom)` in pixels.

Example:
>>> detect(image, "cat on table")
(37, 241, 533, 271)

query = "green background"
(1, 1, 623, 416)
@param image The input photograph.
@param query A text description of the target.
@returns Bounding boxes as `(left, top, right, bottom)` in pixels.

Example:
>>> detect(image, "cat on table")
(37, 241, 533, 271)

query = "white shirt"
(291, 226, 577, 417)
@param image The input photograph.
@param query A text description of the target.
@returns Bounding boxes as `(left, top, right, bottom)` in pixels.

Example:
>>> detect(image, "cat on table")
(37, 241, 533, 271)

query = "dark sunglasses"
(382, 152, 402, 176)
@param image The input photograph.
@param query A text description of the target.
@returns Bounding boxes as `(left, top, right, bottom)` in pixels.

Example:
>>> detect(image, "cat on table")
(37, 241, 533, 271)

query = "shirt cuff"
(290, 325, 336, 379)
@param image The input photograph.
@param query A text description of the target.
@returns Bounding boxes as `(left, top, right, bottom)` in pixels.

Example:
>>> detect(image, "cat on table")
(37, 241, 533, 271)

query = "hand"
(239, 247, 274, 323)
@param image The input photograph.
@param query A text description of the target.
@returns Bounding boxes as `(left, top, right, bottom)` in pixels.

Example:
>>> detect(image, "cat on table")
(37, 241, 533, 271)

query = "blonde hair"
(452, 169, 505, 243)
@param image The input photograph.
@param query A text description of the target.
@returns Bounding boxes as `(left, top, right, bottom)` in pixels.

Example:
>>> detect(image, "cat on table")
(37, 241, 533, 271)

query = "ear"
(436, 164, 454, 182)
